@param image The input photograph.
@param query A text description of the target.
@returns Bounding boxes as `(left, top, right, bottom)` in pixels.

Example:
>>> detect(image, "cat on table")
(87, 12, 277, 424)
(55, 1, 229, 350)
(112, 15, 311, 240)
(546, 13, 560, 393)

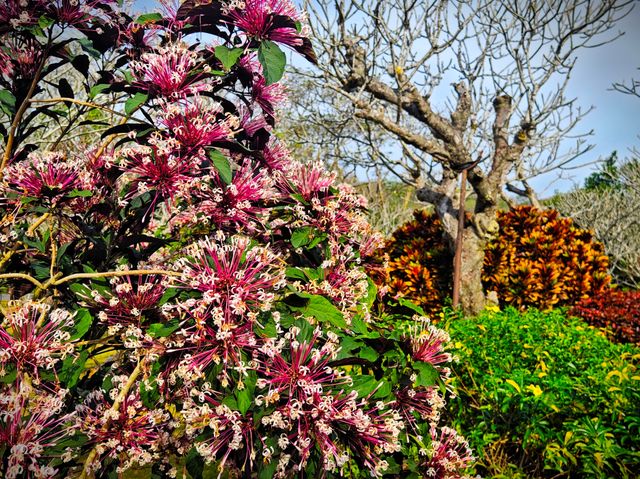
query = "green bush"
(446, 308, 640, 478)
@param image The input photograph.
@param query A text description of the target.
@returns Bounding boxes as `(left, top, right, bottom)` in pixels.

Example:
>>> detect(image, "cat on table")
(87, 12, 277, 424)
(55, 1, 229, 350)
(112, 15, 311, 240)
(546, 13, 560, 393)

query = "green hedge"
(446, 308, 640, 478)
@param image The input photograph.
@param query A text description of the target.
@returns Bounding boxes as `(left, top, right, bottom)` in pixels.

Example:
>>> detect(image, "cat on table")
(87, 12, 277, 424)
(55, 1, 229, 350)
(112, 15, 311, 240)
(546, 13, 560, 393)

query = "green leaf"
(76, 37, 101, 58)
(125, 92, 148, 116)
(89, 84, 110, 99)
(413, 361, 440, 387)
(364, 277, 377, 310)
(185, 448, 205, 479)
(351, 375, 379, 398)
(221, 395, 238, 410)
(38, 15, 55, 29)
(147, 319, 180, 338)
(285, 267, 308, 281)
(358, 345, 379, 362)
(158, 287, 179, 306)
(373, 378, 392, 399)
(236, 388, 252, 415)
(67, 189, 93, 198)
(70, 309, 93, 340)
(257, 40, 286, 85)
(208, 150, 232, 184)
(59, 350, 89, 388)
(69, 283, 92, 299)
(288, 293, 347, 329)
(291, 227, 314, 248)
(215, 45, 244, 70)
(135, 12, 163, 24)
(0, 365, 17, 384)
(0, 89, 16, 111)
(397, 297, 428, 316)
(259, 461, 277, 479)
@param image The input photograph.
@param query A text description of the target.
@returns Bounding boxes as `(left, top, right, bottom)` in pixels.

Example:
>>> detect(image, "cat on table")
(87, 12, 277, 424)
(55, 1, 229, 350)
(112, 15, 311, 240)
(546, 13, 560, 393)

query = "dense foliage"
(0, 1, 473, 478)
(570, 289, 640, 345)
(372, 207, 610, 314)
(447, 308, 640, 479)
(483, 206, 610, 309)
(368, 210, 452, 317)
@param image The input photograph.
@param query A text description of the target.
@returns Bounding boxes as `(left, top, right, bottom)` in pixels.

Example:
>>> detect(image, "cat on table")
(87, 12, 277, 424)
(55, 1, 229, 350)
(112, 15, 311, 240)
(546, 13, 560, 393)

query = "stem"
(53, 269, 182, 286)
(0, 269, 179, 298)
(93, 103, 144, 159)
(30, 98, 125, 117)
(0, 273, 44, 289)
(0, 48, 49, 176)
(79, 360, 144, 479)
(49, 218, 57, 279)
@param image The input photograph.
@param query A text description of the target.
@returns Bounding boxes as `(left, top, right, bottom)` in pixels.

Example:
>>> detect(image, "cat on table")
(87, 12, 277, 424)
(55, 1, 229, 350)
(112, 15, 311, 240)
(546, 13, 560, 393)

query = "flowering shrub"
(570, 289, 640, 344)
(0, 2, 473, 478)
(373, 207, 610, 314)
(448, 308, 640, 478)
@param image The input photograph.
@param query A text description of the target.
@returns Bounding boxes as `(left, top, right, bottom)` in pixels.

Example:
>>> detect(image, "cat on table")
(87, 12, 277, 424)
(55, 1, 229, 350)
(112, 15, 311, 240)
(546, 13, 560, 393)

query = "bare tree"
(553, 156, 640, 288)
(612, 67, 640, 98)
(295, 0, 634, 313)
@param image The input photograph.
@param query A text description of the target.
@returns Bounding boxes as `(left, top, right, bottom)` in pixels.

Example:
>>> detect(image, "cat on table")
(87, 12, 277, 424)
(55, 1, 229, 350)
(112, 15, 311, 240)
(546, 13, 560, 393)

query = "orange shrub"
(371, 206, 611, 313)
(368, 210, 452, 316)
(483, 206, 611, 310)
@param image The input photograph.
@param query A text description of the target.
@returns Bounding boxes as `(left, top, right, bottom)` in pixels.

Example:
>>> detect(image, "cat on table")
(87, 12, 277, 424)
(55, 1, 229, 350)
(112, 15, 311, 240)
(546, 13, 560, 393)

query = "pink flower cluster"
(0, 0, 475, 477)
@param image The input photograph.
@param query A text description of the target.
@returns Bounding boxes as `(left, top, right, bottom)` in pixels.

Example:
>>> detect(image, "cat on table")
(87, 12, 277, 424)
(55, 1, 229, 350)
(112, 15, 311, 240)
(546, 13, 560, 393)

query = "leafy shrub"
(372, 206, 610, 313)
(447, 308, 640, 478)
(483, 206, 611, 310)
(0, 2, 474, 478)
(368, 210, 453, 317)
(570, 289, 640, 344)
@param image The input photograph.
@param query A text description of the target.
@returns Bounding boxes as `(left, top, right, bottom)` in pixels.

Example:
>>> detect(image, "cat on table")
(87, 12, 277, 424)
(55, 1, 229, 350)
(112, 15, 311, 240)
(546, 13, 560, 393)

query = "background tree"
(553, 153, 640, 288)
(294, 0, 634, 313)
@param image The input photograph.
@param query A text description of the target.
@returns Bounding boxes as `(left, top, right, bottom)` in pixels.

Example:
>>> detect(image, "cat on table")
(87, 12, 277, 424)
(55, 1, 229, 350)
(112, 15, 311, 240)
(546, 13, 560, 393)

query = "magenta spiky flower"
(177, 235, 285, 316)
(75, 388, 172, 472)
(253, 75, 287, 118)
(225, 0, 305, 48)
(131, 42, 211, 98)
(0, 0, 47, 29)
(172, 159, 274, 231)
(255, 328, 344, 403)
(85, 275, 167, 328)
(423, 426, 475, 479)
(183, 399, 255, 471)
(260, 139, 293, 171)
(122, 142, 195, 212)
(175, 314, 258, 378)
(4, 152, 88, 205)
(410, 319, 453, 371)
(159, 98, 237, 152)
(0, 380, 76, 479)
(0, 303, 75, 378)
(277, 160, 336, 201)
(393, 385, 445, 431)
(47, 0, 118, 26)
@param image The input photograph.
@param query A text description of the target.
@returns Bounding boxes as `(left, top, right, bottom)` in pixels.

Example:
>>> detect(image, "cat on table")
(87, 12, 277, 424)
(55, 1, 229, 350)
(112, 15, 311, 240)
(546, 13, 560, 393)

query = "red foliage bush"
(570, 289, 640, 344)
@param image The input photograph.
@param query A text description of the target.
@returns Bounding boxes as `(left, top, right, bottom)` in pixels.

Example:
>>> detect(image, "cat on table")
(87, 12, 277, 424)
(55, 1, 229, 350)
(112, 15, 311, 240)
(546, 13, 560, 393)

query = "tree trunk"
(457, 226, 488, 315)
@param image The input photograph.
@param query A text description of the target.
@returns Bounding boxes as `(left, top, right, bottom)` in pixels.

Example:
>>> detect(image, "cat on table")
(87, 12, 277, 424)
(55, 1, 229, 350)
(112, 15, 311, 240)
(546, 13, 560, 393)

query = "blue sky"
(133, 1, 640, 194)
(541, 4, 640, 194)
